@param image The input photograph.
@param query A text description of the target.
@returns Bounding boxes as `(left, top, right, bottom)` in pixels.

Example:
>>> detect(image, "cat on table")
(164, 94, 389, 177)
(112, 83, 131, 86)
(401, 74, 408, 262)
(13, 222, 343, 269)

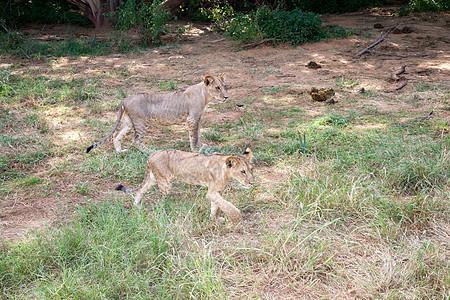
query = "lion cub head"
(225, 148, 255, 187)
(204, 73, 228, 103)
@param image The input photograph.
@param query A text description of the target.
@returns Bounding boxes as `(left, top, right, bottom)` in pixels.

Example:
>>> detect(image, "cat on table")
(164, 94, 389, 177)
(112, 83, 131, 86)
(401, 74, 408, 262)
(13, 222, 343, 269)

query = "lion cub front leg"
(207, 190, 242, 224)
(187, 116, 202, 151)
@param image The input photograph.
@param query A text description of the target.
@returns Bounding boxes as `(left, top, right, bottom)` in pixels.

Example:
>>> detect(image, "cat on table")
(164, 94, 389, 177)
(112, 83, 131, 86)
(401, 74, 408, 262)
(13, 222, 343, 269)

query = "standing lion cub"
(86, 74, 228, 153)
(115, 148, 255, 224)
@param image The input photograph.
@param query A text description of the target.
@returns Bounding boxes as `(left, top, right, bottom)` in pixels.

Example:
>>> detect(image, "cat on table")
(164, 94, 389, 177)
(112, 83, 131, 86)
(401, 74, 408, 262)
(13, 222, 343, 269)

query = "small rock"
(401, 26, 413, 33)
(359, 87, 365, 93)
(306, 61, 322, 69)
(374, 23, 384, 29)
(325, 98, 336, 104)
(392, 28, 402, 34)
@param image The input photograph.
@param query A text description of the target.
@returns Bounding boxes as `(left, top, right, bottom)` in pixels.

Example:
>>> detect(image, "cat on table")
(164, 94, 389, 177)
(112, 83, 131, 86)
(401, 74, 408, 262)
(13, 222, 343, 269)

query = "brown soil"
(1, 7, 449, 242)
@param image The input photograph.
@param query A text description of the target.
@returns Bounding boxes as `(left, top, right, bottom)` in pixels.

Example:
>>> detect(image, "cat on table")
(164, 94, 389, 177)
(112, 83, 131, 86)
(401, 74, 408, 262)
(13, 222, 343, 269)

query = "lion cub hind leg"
(113, 113, 133, 153)
(133, 120, 150, 153)
(133, 170, 158, 206)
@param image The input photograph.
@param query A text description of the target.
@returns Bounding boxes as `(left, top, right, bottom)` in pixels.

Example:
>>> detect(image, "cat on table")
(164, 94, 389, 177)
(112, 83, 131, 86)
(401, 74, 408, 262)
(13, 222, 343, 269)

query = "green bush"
(287, 0, 381, 14)
(216, 7, 353, 45)
(409, 0, 449, 12)
(108, 0, 170, 45)
(0, 0, 91, 28)
(217, 11, 263, 42)
(256, 7, 325, 45)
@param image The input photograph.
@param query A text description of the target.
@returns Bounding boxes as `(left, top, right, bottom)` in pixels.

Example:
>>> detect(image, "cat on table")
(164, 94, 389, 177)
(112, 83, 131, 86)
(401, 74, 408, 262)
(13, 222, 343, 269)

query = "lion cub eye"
(216, 86, 221, 91)
(241, 170, 246, 175)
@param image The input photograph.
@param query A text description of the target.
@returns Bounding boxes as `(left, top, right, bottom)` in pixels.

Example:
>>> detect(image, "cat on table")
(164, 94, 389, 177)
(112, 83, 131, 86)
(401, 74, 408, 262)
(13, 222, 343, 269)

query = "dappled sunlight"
(353, 123, 386, 130)
(184, 26, 206, 37)
(425, 61, 450, 71)
(59, 129, 85, 142)
(262, 94, 297, 104)
(43, 106, 88, 143)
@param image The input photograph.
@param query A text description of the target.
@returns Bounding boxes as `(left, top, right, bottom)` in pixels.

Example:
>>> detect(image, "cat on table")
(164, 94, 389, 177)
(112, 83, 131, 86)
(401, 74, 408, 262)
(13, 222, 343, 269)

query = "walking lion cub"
(86, 74, 228, 153)
(115, 148, 255, 223)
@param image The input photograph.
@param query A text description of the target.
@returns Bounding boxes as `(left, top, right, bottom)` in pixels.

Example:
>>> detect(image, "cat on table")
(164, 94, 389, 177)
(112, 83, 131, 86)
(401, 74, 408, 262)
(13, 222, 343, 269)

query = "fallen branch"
(391, 65, 406, 80)
(394, 80, 408, 91)
(367, 50, 437, 58)
(354, 27, 398, 57)
(394, 65, 406, 76)
(275, 74, 296, 78)
(208, 38, 226, 43)
(241, 39, 280, 49)
(0, 23, 10, 33)
(416, 111, 434, 120)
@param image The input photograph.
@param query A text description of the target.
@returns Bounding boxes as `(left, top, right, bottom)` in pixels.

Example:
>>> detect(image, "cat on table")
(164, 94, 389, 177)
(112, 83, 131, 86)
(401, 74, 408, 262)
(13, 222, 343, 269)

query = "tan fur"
(86, 74, 228, 153)
(116, 148, 255, 224)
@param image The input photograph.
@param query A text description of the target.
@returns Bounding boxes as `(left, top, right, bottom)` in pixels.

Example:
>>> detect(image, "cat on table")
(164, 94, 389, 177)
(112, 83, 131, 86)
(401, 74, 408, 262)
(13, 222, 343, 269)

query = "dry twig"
(391, 65, 406, 80)
(354, 27, 398, 57)
(416, 111, 434, 120)
(275, 74, 296, 78)
(367, 50, 437, 58)
(241, 39, 280, 49)
(394, 81, 408, 91)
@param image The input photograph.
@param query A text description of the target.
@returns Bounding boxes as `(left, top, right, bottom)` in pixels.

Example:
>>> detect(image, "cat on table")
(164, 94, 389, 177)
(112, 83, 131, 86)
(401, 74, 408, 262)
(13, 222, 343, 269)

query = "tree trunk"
(67, 0, 117, 28)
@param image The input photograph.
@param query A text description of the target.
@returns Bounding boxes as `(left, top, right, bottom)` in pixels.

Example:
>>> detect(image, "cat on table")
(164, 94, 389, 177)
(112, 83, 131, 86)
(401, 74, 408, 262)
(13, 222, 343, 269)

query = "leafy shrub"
(287, 0, 381, 14)
(408, 0, 449, 12)
(217, 11, 264, 42)
(215, 6, 353, 45)
(108, 0, 170, 45)
(256, 7, 325, 45)
(0, 0, 91, 28)
(141, 0, 171, 45)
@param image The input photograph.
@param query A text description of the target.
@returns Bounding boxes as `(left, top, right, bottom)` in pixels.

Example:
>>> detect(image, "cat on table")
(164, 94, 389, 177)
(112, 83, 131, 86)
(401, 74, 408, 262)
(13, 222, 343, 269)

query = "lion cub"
(115, 148, 255, 224)
(86, 74, 228, 154)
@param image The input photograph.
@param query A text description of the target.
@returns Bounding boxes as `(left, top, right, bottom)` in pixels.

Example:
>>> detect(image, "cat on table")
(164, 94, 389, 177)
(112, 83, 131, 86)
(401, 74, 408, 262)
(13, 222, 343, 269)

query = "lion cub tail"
(86, 103, 124, 153)
(115, 184, 138, 193)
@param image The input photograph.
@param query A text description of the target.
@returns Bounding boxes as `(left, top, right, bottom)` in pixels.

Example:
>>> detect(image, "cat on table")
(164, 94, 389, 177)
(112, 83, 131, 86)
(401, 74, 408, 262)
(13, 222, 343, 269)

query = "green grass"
(0, 200, 224, 299)
(0, 32, 114, 58)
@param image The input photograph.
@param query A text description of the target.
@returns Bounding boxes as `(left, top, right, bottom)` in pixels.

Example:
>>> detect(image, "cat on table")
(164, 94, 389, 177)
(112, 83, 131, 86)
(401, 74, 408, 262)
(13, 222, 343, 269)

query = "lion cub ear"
(242, 148, 253, 161)
(219, 73, 226, 82)
(225, 156, 239, 169)
(204, 75, 215, 86)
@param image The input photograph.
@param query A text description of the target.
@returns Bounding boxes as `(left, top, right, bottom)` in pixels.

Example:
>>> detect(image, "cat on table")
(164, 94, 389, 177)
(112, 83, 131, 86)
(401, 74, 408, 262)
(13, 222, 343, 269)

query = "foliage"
(258, 7, 327, 45)
(408, 0, 449, 12)
(215, 7, 353, 45)
(186, 0, 380, 18)
(283, 0, 382, 14)
(0, 32, 112, 58)
(107, 0, 170, 45)
(0, 0, 90, 28)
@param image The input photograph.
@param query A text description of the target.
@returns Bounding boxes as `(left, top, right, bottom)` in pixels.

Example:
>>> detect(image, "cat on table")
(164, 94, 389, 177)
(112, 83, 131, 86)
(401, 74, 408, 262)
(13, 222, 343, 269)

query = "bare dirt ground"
(1, 5, 449, 281)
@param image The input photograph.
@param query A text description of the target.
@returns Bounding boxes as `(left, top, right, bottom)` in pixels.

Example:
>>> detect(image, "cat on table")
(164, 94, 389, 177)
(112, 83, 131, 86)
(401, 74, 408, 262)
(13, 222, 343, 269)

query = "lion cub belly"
(146, 113, 189, 126)
(151, 151, 214, 186)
